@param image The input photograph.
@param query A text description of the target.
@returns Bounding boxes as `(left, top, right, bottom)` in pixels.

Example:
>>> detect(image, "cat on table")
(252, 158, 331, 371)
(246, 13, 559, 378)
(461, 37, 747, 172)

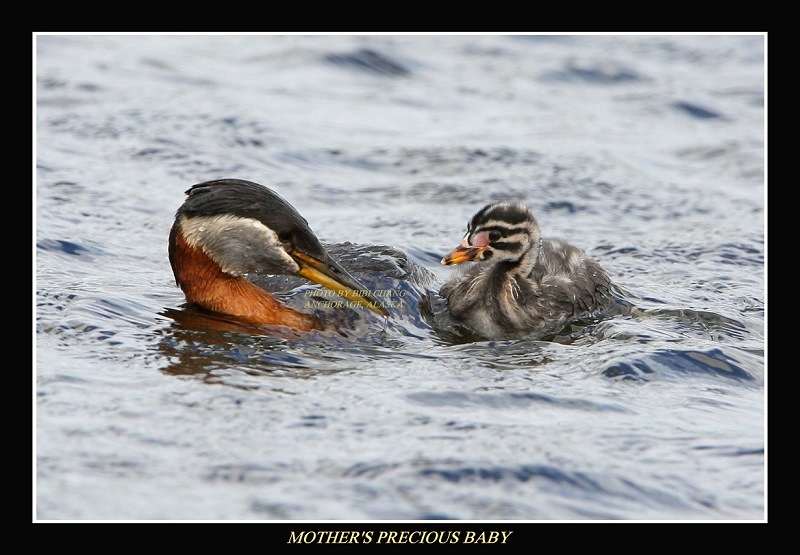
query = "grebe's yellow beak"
(292, 251, 389, 316)
(441, 243, 490, 265)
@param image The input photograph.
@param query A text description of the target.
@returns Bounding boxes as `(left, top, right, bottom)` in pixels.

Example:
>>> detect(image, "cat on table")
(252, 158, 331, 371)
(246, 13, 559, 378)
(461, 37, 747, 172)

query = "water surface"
(35, 34, 765, 521)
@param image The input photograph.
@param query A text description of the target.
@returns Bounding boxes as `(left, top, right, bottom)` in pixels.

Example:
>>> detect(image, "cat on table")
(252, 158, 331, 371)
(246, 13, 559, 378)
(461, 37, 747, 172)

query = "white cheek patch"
(179, 214, 299, 275)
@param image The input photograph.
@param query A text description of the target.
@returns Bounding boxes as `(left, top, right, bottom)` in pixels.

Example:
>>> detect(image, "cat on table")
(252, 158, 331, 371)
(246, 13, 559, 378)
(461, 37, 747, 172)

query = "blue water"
(35, 34, 765, 521)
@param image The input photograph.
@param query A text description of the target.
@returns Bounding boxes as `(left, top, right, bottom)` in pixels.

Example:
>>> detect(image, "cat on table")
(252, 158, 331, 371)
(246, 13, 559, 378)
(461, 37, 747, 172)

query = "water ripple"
(324, 48, 410, 76)
(405, 391, 631, 413)
(603, 347, 759, 382)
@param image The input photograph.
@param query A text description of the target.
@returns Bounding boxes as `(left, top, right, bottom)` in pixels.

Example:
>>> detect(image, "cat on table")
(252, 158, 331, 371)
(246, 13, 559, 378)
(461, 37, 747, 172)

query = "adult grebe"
(168, 178, 388, 332)
(440, 202, 611, 340)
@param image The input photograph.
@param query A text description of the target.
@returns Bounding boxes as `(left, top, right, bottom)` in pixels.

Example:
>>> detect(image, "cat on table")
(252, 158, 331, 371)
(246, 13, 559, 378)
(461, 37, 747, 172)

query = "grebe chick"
(168, 178, 387, 332)
(440, 202, 611, 340)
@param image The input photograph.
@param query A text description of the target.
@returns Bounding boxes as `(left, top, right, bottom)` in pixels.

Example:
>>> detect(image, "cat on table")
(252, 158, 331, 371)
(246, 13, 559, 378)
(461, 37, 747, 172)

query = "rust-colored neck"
(169, 229, 320, 332)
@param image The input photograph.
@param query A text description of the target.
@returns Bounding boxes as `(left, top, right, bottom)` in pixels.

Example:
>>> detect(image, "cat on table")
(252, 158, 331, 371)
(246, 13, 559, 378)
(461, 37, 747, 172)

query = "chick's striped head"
(442, 202, 540, 266)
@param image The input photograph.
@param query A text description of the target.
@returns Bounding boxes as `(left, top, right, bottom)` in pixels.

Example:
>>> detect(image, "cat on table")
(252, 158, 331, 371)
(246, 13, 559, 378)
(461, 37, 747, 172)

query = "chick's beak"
(441, 239, 489, 266)
(292, 251, 389, 316)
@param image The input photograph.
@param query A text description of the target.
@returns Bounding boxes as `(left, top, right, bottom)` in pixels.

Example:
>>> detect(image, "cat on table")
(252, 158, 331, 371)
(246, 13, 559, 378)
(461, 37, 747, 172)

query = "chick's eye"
(278, 229, 293, 242)
(488, 230, 502, 241)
